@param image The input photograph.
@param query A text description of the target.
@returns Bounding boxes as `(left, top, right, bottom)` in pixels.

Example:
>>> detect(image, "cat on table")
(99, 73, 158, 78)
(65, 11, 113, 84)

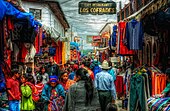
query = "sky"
(57, 0, 129, 49)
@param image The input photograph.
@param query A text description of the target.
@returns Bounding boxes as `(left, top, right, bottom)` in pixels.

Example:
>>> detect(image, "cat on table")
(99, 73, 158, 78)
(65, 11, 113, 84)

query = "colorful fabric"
(48, 89, 65, 111)
(117, 21, 134, 55)
(35, 83, 44, 94)
(41, 84, 65, 111)
(95, 70, 116, 100)
(60, 79, 75, 91)
(6, 78, 20, 101)
(147, 97, 170, 111)
(20, 84, 35, 110)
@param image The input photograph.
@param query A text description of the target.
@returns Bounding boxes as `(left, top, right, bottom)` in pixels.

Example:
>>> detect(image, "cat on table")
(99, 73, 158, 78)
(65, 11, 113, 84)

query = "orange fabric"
(152, 72, 166, 96)
(60, 79, 75, 91)
(82, 66, 94, 81)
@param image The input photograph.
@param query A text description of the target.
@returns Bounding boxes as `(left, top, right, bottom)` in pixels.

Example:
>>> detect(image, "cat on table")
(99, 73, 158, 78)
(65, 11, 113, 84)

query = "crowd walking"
(0, 56, 118, 111)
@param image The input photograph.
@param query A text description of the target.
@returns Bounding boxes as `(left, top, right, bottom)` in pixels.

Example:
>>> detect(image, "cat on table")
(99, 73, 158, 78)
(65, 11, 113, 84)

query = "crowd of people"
(1, 56, 170, 111)
(0, 56, 119, 111)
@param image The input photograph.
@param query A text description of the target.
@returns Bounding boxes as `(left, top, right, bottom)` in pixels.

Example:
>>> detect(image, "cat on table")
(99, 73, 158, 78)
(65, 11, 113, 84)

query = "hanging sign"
(79, 1, 116, 15)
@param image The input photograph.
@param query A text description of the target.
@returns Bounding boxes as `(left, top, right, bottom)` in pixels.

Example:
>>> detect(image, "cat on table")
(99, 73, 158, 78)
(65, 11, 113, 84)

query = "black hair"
(11, 69, 19, 76)
(84, 61, 91, 68)
(76, 68, 94, 105)
(106, 103, 118, 111)
(165, 68, 170, 78)
(26, 67, 32, 74)
(22, 73, 35, 85)
(36, 74, 43, 84)
(40, 66, 46, 73)
(59, 70, 68, 81)
(108, 61, 112, 67)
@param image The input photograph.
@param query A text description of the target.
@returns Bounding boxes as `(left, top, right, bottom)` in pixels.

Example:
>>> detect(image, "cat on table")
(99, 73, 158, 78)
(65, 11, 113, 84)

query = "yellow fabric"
(62, 42, 66, 65)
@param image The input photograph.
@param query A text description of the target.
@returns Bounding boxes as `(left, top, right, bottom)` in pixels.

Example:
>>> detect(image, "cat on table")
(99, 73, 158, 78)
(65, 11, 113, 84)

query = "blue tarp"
(70, 42, 79, 50)
(0, 0, 41, 27)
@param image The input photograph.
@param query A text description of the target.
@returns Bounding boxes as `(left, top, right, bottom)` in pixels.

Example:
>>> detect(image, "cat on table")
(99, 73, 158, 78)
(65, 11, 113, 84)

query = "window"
(137, 0, 143, 11)
(29, 8, 42, 20)
(121, 11, 124, 20)
(125, 7, 129, 18)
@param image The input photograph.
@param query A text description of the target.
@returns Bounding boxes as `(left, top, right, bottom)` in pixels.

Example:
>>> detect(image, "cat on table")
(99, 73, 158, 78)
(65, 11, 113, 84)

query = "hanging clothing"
(111, 25, 117, 47)
(117, 21, 134, 55)
(0, 0, 41, 27)
(125, 20, 144, 50)
(128, 74, 148, 111)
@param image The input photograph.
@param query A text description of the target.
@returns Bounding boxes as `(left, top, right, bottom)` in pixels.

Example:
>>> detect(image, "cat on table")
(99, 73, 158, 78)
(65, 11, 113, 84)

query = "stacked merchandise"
(147, 66, 170, 111)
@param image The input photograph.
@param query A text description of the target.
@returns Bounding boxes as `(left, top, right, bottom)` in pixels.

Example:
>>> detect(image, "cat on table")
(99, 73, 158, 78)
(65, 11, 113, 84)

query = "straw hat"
(99, 60, 111, 69)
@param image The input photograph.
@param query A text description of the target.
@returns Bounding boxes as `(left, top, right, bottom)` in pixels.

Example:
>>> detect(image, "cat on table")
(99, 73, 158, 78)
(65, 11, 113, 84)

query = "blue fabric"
(9, 100, 20, 111)
(41, 84, 65, 102)
(49, 47, 56, 56)
(70, 42, 79, 50)
(93, 65, 101, 77)
(111, 25, 117, 47)
(0, 67, 6, 93)
(94, 70, 116, 100)
(0, 0, 7, 20)
(125, 19, 143, 50)
(69, 72, 75, 80)
(107, 68, 116, 81)
(0, 0, 41, 27)
(49, 75, 58, 82)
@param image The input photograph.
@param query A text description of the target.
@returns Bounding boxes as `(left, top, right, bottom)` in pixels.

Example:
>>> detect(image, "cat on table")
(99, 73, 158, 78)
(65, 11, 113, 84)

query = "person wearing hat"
(42, 75, 65, 111)
(94, 60, 116, 111)
(6, 68, 21, 111)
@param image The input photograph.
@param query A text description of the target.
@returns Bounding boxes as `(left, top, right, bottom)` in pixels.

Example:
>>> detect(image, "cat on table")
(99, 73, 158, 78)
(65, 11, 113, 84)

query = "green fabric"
(98, 91, 112, 111)
(163, 83, 170, 93)
(21, 84, 35, 110)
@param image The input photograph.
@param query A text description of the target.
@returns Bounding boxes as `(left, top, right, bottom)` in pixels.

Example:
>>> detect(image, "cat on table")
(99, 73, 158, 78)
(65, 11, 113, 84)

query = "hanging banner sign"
(79, 1, 116, 15)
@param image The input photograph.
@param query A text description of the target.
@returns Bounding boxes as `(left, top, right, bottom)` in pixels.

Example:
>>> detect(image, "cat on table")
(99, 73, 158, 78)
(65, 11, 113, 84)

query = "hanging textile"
(125, 19, 144, 50)
(0, 0, 41, 27)
(62, 42, 66, 65)
(128, 74, 148, 111)
(117, 21, 134, 55)
(151, 71, 166, 96)
(111, 25, 117, 47)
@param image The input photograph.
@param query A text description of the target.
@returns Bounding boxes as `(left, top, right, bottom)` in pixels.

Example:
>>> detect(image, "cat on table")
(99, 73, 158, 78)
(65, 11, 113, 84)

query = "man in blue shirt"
(95, 60, 116, 111)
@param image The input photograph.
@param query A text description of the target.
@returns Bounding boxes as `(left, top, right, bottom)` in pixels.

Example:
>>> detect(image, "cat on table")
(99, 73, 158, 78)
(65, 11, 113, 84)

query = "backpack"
(93, 65, 101, 77)
(26, 82, 40, 102)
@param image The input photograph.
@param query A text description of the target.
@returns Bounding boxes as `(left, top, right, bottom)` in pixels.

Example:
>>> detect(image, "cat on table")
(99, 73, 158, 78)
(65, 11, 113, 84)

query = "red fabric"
(7, 17, 14, 30)
(117, 22, 134, 55)
(6, 78, 21, 100)
(34, 34, 39, 53)
(39, 28, 43, 50)
(5, 50, 11, 68)
(20, 44, 27, 62)
(35, 83, 44, 94)
(82, 66, 94, 80)
(115, 75, 123, 94)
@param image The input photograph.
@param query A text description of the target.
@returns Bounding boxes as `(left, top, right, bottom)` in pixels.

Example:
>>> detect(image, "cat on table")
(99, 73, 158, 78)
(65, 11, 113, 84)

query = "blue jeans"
(9, 100, 20, 111)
